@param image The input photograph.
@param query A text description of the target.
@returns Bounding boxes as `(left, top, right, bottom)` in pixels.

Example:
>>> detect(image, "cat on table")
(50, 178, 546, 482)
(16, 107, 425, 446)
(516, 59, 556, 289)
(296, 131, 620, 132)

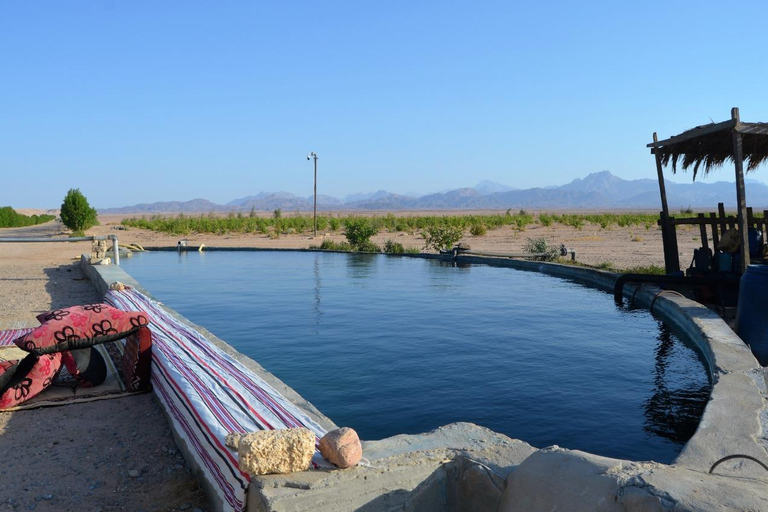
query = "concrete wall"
(81, 252, 768, 511)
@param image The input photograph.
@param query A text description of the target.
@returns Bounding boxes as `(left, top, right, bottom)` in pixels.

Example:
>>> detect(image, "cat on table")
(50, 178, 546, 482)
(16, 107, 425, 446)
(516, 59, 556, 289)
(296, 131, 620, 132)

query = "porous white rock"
(237, 428, 315, 475)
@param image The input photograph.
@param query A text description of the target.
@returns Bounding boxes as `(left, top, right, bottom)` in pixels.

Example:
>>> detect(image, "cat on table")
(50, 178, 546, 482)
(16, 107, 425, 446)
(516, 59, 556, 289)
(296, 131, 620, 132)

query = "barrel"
(736, 265, 768, 366)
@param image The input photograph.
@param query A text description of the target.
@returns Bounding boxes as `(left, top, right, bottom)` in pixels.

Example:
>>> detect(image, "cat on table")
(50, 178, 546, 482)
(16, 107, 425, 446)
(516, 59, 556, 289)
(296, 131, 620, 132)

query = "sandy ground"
(0, 223, 209, 512)
(0, 213, 705, 511)
(92, 212, 704, 271)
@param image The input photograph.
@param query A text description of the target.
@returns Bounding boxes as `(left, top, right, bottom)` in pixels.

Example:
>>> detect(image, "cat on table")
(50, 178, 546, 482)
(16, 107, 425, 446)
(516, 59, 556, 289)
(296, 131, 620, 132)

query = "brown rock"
(318, 427, 362, 469)
(237, 428, 315, 475)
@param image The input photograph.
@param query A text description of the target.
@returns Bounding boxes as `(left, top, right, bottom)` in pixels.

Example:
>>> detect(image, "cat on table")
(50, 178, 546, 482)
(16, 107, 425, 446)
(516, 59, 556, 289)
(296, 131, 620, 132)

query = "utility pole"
(307, 152, 318, 237)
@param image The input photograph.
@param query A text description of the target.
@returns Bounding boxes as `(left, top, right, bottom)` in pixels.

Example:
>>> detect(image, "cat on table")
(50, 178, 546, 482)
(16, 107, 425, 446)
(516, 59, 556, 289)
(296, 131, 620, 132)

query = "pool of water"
(121, 250, 710, 463)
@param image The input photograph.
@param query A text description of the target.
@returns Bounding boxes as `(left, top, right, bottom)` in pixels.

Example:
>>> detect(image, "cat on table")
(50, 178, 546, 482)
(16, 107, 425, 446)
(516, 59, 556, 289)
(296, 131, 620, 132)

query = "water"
(121, 251, 710, 463)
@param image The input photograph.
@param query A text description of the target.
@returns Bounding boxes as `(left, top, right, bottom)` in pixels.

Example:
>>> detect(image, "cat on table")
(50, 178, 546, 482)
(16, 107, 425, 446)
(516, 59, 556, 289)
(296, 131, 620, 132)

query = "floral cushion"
(14, 304, 150, 355)
(0, 353, 62, 409)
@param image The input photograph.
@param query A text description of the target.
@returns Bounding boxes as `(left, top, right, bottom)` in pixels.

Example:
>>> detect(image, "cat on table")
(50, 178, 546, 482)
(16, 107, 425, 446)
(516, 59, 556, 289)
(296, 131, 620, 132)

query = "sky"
(2, 1, 768, 209)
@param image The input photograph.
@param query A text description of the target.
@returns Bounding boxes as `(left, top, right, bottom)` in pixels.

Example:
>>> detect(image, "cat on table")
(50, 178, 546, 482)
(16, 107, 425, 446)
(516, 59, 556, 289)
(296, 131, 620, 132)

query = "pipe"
(614, 273, 739, 304)
(110, 235, 120, 265)
(0, 237, 97, 243)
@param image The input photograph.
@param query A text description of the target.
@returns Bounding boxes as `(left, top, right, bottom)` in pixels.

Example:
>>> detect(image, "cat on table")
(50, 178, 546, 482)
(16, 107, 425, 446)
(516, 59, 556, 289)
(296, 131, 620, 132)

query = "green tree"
(60, 188, 98, 234)
(343, 217, 379, 251)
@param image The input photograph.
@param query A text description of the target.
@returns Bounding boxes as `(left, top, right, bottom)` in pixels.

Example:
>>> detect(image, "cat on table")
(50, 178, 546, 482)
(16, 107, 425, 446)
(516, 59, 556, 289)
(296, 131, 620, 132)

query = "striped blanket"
(105, 289, 329, 512)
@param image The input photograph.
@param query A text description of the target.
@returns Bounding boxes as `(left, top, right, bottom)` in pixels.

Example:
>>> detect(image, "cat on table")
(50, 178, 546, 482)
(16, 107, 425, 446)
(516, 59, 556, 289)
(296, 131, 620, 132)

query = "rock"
(455, 242, 471, 251)
(237, 428, 315, 475)
(318, 427, 362, 469)
(225, 432, 243, 450)
(127, 469, 140, 478)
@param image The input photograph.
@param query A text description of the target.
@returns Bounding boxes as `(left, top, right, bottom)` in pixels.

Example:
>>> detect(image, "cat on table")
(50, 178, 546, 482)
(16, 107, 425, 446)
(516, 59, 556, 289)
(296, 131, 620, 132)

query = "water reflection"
(643, 322, 710, 444)
(313, 254, 323, 332)
(346, 253, 378, 279)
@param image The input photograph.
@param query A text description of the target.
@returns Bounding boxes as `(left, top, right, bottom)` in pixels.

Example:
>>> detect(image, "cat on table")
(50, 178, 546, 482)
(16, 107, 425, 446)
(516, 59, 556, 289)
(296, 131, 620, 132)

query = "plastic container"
(736, 264, 768, 366)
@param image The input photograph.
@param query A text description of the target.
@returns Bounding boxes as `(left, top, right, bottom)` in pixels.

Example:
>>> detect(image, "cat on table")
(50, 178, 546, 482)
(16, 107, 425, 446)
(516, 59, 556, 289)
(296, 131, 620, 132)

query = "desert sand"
(0, 213, 704, 511)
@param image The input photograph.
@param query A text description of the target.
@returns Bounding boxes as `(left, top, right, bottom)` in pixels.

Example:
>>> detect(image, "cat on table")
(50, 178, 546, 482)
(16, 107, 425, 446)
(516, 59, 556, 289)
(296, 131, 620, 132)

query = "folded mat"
(105, 288, 330, 512)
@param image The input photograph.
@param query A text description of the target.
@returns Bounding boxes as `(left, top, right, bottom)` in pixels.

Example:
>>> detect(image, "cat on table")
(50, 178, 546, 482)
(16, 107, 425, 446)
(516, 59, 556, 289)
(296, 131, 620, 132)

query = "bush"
(384, 240, 405, 254)
(318, 239, 352, 251)
(343, 217, 378, 250)
(469, 224, 487, 236)
(424, 225, 464, 252)
(60, 189, 98, 234)
(522, 237, 558, 261)
(356, 241, 381, 253)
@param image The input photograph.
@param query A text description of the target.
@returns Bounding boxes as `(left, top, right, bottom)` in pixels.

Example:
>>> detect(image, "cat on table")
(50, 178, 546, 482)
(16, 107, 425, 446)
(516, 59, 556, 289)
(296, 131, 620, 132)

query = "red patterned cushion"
(0, 353, 62, 409)
(15, 304, 150, 355)
(0, 359, 21, 391)
(122, 327, 152, 391)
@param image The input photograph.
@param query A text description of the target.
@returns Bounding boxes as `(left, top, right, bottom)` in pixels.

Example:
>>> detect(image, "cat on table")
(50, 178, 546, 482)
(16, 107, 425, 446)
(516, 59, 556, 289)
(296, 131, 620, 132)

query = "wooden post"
(732, 107, 750, 273)
(710, 212, 720, 249)
(697, 213, 709, 251)
(718, 203, 727, 235)
(653, 132, 679, 273)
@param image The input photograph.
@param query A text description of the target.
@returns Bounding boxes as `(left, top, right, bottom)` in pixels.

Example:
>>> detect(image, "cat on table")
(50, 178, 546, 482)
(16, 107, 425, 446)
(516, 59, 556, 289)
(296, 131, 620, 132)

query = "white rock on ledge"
(237, 428, 315, 475)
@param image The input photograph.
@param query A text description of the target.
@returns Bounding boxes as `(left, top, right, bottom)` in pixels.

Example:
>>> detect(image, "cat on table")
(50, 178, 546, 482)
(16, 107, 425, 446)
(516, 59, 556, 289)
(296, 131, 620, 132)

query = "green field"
(120, 211, 674, 236)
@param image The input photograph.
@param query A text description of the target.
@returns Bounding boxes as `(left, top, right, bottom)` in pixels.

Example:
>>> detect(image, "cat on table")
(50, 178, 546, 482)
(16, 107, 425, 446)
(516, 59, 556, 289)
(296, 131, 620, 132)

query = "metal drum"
(736, 264, 768, 366)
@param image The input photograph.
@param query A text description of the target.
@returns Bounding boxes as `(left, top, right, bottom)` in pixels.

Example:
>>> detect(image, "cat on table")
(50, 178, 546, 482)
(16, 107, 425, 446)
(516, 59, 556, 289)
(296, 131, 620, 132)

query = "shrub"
(405, 247, 421, 254)
(318, 239, 352, 251)
(356, 241, 381, 253)
(343, 217, 378, 250)
(522, 237, 558, 261)
(469, 224, 487, 236)
(424, 225, 463, 252)
(60, 189, 98, 234)
(384, 240, 405, 254)
(329, 218, 340, 231)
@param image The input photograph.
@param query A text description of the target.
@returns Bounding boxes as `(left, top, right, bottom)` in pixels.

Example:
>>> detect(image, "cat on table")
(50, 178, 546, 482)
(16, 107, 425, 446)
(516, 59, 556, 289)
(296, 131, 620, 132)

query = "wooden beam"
(732, 107, 750, 273)
(653, 133, 670, 217)
(653, 132, 678, 274)
(666, 216, 736, 226)
(647, 118, 738, 148)
(736, 123, 768, 135)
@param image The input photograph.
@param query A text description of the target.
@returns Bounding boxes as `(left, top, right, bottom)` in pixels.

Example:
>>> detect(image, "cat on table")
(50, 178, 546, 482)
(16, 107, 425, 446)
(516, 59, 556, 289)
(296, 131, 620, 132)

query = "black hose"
(709, 454, 768, 474)
(614, 274, 739, 304)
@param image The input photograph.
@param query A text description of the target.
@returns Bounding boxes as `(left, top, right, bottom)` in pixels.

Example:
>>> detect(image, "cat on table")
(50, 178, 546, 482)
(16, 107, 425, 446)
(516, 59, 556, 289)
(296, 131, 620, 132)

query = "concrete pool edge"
(82, 252, 768, 510)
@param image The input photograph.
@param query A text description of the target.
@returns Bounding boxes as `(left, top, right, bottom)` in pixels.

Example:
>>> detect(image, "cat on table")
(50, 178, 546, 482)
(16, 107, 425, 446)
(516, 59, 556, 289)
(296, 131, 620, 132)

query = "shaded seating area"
(649, 107, 768, 276)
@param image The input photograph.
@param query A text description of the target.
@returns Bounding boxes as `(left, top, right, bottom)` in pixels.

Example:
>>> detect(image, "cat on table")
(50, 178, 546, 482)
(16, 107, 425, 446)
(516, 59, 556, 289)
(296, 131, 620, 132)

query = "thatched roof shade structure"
(651, 119, 768, 180)
(648, 108, 768, 273)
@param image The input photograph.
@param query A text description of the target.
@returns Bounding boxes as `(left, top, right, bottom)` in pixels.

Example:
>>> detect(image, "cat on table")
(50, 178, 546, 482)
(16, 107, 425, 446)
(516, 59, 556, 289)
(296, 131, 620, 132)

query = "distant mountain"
(474, 180, 516, 195)
(100, 198, 231, 214)
(98, 171, 768, 214)
(342, 190, 391, 203)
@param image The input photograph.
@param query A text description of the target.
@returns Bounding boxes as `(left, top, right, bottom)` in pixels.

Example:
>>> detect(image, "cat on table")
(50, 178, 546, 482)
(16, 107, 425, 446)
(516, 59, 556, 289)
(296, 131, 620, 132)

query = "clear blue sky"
(2, 1, 767, 209)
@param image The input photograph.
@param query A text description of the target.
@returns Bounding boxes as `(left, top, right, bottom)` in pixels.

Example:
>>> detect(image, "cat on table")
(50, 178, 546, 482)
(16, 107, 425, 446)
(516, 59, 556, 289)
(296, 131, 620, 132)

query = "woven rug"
(0, 329, 146, 411)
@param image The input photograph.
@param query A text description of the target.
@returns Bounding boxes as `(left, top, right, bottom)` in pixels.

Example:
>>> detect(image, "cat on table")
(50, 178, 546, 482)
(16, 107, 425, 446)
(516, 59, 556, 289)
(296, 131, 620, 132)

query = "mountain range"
(99, 171, 768, 214)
